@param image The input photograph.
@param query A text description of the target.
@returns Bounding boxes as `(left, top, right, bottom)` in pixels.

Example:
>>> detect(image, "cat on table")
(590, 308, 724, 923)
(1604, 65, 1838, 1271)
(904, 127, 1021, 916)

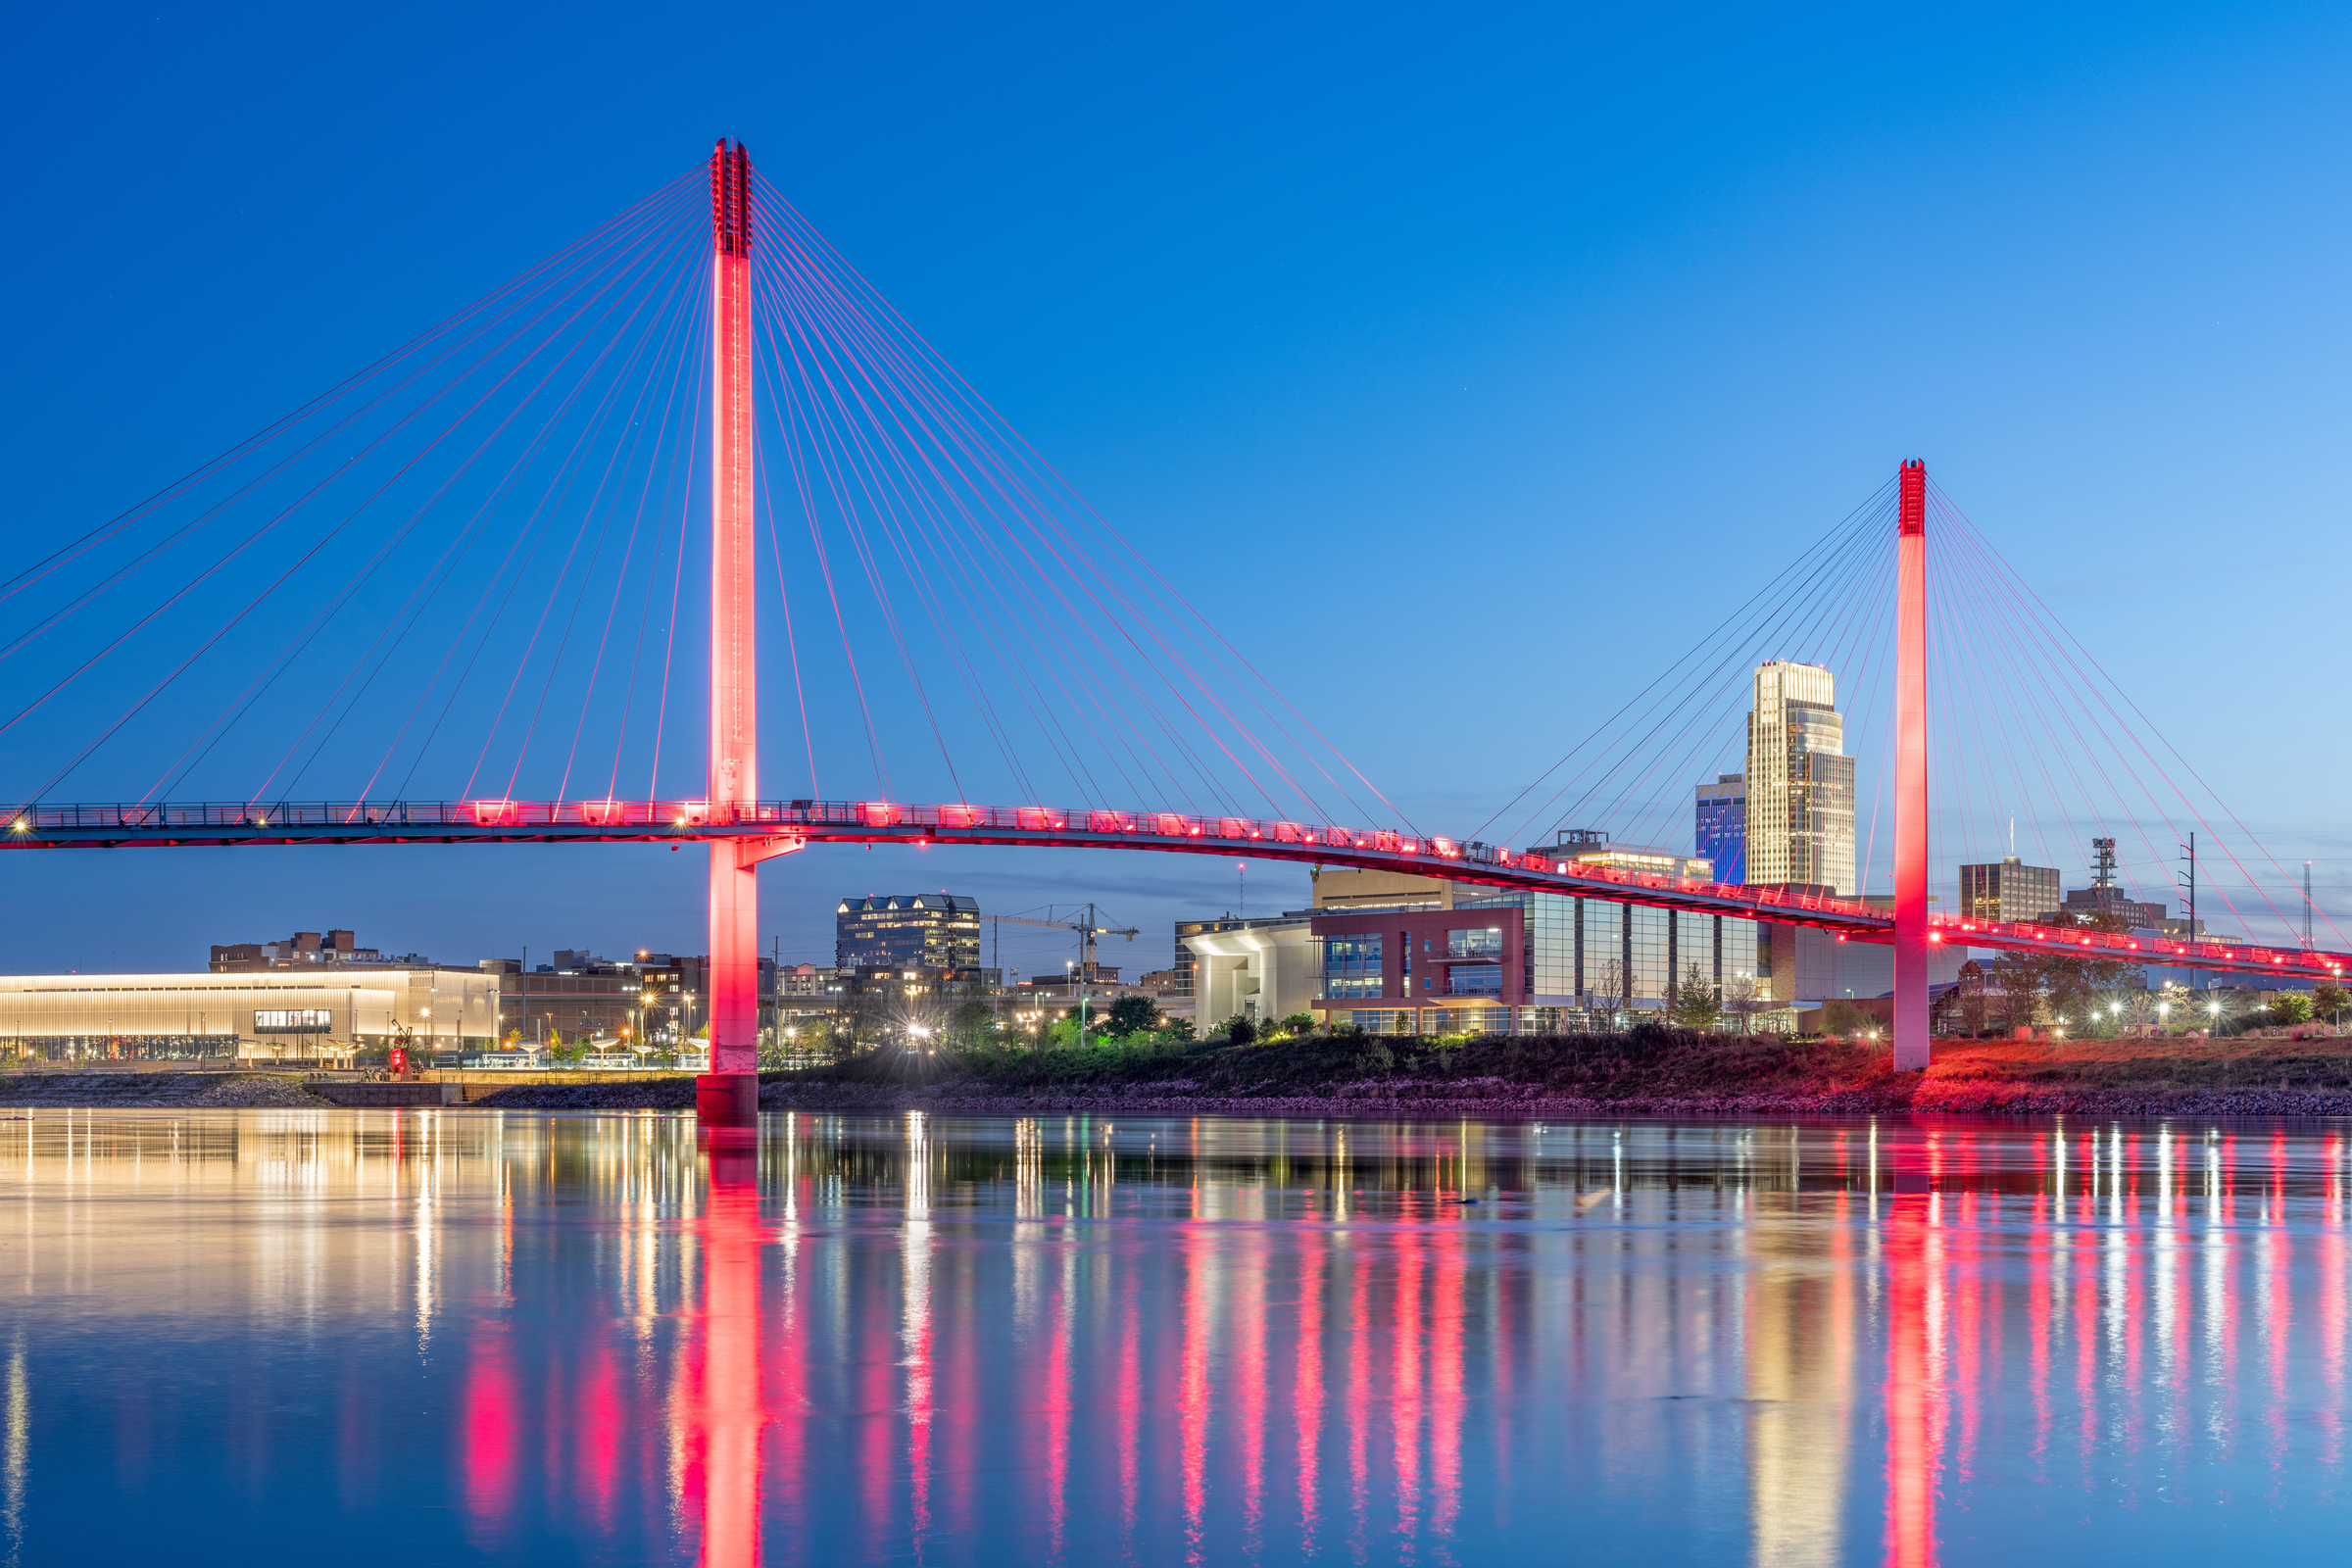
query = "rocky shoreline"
(0, 1072, 337, 1108)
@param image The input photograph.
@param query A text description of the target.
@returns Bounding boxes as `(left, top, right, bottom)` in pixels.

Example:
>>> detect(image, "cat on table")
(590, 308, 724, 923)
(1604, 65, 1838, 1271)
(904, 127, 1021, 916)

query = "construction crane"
(979, 904, 1140, 988)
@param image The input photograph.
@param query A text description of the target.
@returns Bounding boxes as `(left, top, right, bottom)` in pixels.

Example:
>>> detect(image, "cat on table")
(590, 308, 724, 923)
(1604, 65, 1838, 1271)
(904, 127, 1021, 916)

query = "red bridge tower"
(1892, 460, 1929, 1071)
(700, 138, 761, 1123)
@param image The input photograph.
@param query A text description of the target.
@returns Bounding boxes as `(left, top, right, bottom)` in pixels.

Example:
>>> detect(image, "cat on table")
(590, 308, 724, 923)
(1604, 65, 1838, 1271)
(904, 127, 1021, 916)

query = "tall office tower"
(1742, 662, 1857, 895)
(1694, 773, 1747, 885)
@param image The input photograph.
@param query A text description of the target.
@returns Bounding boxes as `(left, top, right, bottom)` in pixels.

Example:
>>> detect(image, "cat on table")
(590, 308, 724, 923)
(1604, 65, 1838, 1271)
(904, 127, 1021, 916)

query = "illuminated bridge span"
(10, 798, 2344, 984)
(9, 137, 2341, 1106)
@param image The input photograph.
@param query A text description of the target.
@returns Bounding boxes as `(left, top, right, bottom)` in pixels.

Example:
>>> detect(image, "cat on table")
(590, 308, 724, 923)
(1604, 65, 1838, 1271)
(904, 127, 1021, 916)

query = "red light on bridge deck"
(1929, 932, 1941, 942)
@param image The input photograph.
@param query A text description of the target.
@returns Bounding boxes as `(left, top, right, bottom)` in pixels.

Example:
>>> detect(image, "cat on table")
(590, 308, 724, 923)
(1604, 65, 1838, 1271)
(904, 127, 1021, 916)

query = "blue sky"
(5, 2, 2350, 975)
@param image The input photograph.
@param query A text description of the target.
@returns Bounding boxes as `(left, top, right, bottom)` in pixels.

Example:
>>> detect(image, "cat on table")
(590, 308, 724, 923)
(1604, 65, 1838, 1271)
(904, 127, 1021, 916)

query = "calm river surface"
(1, 1109, 2348, 1564)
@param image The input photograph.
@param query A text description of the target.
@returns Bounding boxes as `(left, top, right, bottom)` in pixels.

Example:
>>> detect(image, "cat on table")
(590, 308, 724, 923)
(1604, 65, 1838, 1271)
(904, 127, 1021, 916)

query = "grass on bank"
(771, 1026, 1898, 1101)
(767, 1024, 2352, 1103)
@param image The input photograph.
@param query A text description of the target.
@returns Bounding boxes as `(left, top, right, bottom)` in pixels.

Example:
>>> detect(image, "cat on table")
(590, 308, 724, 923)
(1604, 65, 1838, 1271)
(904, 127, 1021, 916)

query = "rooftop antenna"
(2008, 816, 2015, 859)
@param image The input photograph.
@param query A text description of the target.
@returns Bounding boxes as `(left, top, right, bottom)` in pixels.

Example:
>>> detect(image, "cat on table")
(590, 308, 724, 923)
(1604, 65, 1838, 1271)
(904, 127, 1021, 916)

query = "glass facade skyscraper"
(1694, 773, 1746, 885)
(1743, 662, 1856, 895)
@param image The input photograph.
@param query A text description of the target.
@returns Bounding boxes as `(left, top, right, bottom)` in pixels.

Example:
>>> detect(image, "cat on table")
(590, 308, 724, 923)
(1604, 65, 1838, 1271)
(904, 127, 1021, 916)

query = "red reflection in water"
(692, 1130, 761, 1568)
(1295, 1226, 1324, 1552)
(1429, 1215, 1465, 1548)
(2073, 1211, 2097, 1478)
(462, 1328, 517, 1543)
(1117, 1264, 1142, 1554)
(1391, 1203, 1424, 1547)
(321, 1115, 2352, 1561)
(2029, 1185, 2051, 1471)
(1180, 1222, 1211, 1566)
(576, 1343, 620, 1529)
(1953, 1191, 1982, 1484)
(1044, 1233, 1071, 1560)
(2266, 1137, 2293, 1478)
(1236, 1244, 1266, 1553)
(1348, 1236, 1372, 1560)
(2323, 1138, 2346, 1469)
(1884, 1190, 1937, 1568)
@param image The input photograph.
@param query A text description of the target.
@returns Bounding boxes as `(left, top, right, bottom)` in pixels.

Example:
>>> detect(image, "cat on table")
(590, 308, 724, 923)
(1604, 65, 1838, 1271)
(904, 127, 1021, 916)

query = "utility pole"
(2305, 860, 2316, 952)
(2178, 833, 2196, 993)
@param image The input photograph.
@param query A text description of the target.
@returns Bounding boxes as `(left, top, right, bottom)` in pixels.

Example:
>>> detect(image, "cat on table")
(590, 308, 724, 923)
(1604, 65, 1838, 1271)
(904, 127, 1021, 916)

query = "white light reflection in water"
(0, 1112, 2342, 1561)
(2, 1334, 24, 1568)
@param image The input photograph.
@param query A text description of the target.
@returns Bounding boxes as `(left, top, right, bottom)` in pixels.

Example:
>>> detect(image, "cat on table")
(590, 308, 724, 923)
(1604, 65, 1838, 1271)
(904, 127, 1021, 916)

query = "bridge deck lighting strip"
(8, 798, 2345, 980)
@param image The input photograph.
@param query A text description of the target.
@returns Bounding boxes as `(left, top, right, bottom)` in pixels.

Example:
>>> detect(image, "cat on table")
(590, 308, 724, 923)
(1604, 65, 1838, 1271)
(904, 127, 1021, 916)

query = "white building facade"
(0, 968, 502, 1063)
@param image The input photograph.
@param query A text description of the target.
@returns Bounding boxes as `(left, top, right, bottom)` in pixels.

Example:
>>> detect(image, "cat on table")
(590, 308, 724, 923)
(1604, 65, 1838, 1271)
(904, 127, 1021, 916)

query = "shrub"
(1106, 996, 1159, 1035)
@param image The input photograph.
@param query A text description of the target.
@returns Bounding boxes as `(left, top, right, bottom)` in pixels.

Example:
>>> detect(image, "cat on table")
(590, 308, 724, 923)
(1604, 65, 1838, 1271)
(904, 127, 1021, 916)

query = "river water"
(1, 1109, 2347, 1564)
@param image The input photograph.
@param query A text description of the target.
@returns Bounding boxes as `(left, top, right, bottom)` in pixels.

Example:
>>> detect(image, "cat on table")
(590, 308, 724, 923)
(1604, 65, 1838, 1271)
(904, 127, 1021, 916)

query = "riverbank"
(471, 1030, 2352, 1119)
(10, 1032, 2352, 1118)
(0, 1072, 335, 1108)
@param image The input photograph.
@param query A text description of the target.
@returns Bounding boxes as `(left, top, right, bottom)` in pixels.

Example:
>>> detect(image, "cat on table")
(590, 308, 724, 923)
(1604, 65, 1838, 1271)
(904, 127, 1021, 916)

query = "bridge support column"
(701, 137, 760, 1125)
(1892, 460, 1930, 1071)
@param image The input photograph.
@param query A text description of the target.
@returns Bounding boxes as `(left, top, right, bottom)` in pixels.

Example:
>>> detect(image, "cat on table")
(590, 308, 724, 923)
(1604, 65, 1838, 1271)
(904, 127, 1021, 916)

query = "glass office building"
(1454, 891, 1761, 1014)
(1744, 662, 1856, 894)
(835, 894, 982, 971)
(1314, 889, 1773, 1033)
(1694, 773, 1746, 885)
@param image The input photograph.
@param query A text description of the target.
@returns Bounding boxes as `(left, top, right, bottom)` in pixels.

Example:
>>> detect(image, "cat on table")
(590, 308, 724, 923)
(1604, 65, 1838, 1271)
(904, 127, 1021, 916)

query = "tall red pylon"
(1892, 461, 1929, 1071)
(699, 138, 760, 1124)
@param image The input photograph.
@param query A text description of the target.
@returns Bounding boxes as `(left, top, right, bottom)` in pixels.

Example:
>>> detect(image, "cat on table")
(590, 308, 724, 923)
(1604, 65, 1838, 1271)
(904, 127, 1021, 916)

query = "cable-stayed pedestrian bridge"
(12, 796, 2341, 984)
(6, 137, 2343, 1105)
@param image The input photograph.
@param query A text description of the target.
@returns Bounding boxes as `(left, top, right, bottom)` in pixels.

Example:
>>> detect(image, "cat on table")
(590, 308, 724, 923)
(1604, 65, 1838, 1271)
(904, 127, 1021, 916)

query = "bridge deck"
(7, 799, 2340, 983)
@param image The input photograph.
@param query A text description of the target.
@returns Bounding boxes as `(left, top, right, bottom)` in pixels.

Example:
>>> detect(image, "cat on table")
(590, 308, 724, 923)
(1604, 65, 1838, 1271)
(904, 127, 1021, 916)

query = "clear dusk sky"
(4, 2, 2349, 975)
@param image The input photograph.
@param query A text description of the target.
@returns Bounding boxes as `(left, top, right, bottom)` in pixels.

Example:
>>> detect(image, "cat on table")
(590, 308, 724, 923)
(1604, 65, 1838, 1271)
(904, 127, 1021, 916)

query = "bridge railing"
(1932, 914, 2341, 976)
(9, 797, 1889, 921)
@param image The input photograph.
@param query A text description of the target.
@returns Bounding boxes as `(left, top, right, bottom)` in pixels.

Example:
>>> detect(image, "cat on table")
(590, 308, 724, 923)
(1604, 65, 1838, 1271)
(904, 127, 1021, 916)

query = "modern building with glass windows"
(1694, 773, 1746, 885)
(835, 894, 982, 970)
(1743, 661, 1856, 895)
(1291, 867, 1783, 1035)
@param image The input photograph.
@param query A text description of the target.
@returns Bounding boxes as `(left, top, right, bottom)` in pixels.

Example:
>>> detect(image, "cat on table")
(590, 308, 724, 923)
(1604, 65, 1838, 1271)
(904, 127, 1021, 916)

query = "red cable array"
(3, 155, 2334, 959)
